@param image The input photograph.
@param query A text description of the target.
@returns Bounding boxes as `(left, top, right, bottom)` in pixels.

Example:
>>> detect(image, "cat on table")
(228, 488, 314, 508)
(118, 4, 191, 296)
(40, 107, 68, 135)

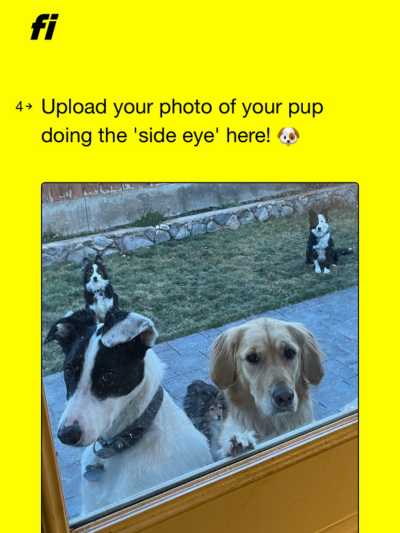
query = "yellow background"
(1, 1, 397, 531)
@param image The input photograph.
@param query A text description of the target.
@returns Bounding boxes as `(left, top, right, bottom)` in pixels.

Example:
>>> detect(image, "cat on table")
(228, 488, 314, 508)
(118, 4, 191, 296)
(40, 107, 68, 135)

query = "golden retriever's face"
(211, 318, 324, 417)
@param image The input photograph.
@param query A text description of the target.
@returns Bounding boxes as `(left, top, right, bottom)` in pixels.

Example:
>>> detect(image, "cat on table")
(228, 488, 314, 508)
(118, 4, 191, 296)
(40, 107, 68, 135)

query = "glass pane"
(42, 182, 358, 526)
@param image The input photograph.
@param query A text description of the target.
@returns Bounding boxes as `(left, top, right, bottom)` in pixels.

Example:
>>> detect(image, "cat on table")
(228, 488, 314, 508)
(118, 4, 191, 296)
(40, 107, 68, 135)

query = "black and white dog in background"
(306, 209, 352, 274)
(45, 309, 212, 515)
(83, 256, 119, 321)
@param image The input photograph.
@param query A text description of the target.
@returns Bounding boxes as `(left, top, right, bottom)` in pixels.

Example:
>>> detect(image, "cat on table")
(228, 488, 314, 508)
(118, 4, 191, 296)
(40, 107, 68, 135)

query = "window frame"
(42, 386, 358, 533)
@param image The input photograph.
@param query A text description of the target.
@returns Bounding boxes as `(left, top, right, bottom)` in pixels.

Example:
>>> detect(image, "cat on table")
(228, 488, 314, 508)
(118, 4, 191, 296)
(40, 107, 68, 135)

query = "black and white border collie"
(83, 256, 119, 322)
(45, 309, 211, 515)
(306, 209, 352, 274)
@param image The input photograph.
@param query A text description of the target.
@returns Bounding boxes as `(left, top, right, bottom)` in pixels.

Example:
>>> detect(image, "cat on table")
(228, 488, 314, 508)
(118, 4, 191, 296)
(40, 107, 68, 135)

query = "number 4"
(16, 101, 23, 111)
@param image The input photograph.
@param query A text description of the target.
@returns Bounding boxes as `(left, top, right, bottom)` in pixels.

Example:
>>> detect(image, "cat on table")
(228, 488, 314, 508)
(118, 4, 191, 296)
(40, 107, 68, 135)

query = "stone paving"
(43, 287, 358, 521)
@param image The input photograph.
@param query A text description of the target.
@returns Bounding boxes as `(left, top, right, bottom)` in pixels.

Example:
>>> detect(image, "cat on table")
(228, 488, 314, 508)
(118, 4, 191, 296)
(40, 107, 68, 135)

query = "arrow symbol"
(26, 103, 32, 110)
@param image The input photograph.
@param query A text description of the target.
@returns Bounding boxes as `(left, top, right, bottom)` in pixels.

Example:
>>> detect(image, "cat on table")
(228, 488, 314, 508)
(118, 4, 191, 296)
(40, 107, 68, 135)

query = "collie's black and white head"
(45, 309, 158, 447)
(83, 255, 110, 294)
(309, 209, 330, 239)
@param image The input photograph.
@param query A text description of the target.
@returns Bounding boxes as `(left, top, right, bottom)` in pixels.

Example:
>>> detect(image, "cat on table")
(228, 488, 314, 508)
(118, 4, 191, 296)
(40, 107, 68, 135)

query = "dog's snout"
(272, 385, 294, 409)
(93, 276, 98, 282)
(58, 421, 82, 445)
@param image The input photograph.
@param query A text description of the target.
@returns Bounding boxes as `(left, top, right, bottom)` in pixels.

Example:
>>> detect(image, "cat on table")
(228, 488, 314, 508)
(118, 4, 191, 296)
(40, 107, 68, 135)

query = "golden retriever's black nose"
(58, 421, 82, 445)
(272, 386, 294, 409)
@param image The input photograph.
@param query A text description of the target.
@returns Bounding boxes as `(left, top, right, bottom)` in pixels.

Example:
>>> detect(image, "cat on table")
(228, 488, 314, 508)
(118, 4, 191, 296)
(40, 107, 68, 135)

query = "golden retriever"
(210, 317, 324, 457)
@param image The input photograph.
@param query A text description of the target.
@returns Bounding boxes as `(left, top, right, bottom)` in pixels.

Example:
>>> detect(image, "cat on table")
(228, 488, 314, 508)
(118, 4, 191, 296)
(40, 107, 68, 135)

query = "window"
(42, 182, 358, 532)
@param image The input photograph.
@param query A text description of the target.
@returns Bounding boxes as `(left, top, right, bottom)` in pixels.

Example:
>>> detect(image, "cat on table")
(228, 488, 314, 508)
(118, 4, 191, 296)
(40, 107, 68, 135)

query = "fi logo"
(31, 14, 59, 40)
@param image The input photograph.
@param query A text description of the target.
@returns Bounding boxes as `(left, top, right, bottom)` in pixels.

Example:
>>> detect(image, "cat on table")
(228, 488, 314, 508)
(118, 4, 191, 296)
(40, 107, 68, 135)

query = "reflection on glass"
(42, 182, 358, 524)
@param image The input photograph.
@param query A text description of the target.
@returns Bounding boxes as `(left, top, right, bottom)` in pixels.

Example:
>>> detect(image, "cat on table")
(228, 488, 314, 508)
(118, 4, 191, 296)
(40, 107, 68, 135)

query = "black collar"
(93, 386, 164, 459)
(314, 230, 330, 243)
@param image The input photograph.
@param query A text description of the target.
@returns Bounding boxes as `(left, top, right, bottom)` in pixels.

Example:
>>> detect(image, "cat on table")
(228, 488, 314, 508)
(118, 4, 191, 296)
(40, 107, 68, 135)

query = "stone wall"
(42, 182, 311, 237)
(43, 184, 357, 267)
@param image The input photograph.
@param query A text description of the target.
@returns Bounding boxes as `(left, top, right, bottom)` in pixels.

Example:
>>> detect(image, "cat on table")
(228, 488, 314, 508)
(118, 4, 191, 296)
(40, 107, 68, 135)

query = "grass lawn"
(43, 206, 358, 375)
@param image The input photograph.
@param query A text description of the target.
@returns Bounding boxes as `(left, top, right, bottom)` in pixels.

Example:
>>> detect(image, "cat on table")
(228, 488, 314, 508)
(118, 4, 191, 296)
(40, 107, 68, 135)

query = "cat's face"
(206, 400, 225, 421)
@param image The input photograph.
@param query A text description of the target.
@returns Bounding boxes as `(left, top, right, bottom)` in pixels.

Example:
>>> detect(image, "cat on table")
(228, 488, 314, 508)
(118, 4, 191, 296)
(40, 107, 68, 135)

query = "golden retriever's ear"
(288, 323, 324, 385)
(210, 329, 241, 389)
(293, 128, 300, 138)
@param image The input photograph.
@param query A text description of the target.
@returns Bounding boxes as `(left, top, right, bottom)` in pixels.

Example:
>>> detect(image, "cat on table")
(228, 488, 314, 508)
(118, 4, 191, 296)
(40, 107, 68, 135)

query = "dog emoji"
(278, 127, 299, 145)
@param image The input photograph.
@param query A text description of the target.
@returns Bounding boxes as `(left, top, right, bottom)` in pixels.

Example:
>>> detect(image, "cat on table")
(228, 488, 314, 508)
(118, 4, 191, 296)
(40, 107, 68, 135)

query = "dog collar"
(95, 386, 164, 458)
(314, 227, 330, 238)
(93, 288, 105, 295)
(314, 231, 330, 245)
(84, 387, 164, 481)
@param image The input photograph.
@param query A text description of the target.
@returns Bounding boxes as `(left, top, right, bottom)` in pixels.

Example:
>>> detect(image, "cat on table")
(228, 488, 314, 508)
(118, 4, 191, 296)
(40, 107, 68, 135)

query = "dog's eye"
(284, 347, 296, 360)
(246, 352, 260, 364)
(101, 370, 116, 385)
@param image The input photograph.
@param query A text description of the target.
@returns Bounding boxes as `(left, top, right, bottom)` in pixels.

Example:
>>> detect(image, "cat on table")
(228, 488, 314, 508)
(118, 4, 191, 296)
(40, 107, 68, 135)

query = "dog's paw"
(313, 260, 322, 273)
(323, 267, 330, 274)
(221, 431, 257, 458)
